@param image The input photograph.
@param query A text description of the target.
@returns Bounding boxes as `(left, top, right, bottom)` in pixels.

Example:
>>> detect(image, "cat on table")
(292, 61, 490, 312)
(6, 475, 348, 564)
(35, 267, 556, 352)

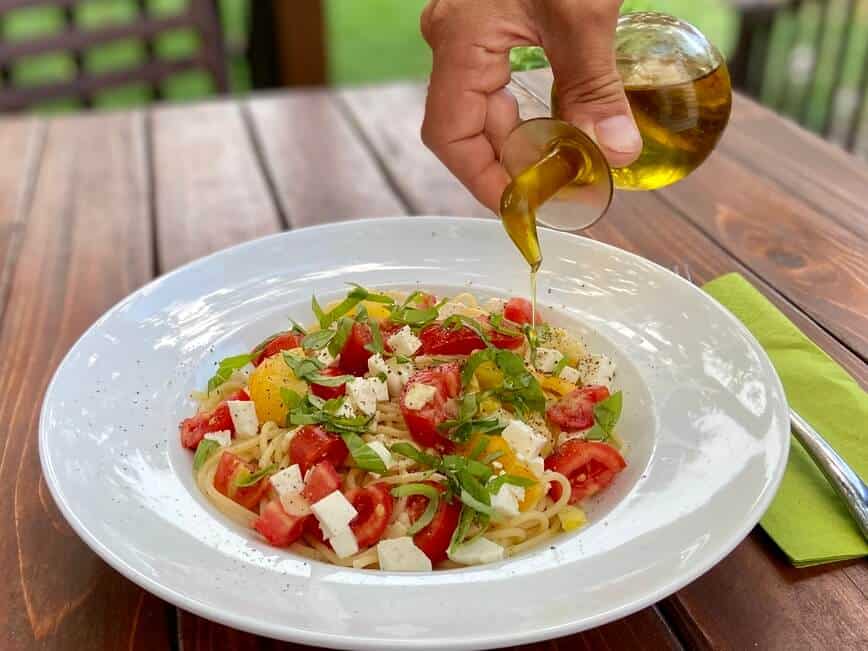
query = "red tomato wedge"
(546, 385, 611, 432)
(339, 322, 373, 376)
(310, 367, 348, 400)
(304, 514, 327, 543)
(252, 332, 301, 367)
(179, 389, 250, 450)
(345, 483, 394, 548)
(503, 297, 543, 325)
(301, 460, 341, 504)
(400, 363, 461, 451)
(289, 425, 349, 475)
(418, 324, 486, 355)
(545, 440, 626, 503)
(407, 483, 461, 563)
(213, 452, 270, 510)
(481, 316, 524, 350)
(253, 499, 307, 546)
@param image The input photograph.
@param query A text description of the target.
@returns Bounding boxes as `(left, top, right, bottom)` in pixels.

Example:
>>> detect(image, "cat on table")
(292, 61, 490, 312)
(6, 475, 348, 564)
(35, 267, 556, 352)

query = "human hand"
(420, 0, 641, 212)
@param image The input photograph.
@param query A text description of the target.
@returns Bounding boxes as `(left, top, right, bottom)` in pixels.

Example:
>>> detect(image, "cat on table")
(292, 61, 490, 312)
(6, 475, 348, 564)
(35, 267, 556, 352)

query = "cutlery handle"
(789, 410, 868, 541)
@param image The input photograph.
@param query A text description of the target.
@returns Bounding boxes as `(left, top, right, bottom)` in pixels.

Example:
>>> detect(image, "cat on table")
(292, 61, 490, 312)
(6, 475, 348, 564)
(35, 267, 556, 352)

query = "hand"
(420, 0, 641, 212)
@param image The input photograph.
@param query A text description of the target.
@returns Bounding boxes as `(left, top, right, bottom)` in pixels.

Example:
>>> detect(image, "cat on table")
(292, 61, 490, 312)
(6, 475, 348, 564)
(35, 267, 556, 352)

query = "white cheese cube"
(370, 376, 389, 402)
(448, 537, 505, 565)
(534, 347, 564, 373)
(367, 440, 395, 469)
(490, 484, 526, 519)
(279, 491, 312, 517)
(482, 297, 507, 313)
(315, 348, 335, 367)
(385, 359, 414, 398)
(368, 353, 389, 376)
(502, 420, 546, 459)
(558, 365, 581, 384)
(377, 537, 433, 571)
(329, 527, 359, 558)
(203, 430, 231, 447)
(334, 399, 356, 419)
(577, 354, 616, 388)
(270, 464, 303, 496)
(404, 383, 437, 410)
(436, 301, 465, 320)
(311, 491, 358, 539)
(347, 378, 380, 416)
(387, 326, 422, 357)
(227, 400, 259, 437)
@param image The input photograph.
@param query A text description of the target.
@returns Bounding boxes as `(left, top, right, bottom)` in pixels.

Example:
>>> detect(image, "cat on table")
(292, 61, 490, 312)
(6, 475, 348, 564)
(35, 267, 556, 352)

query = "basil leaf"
(250, 333, 279, 358)
(328, 317, 354, 357)
(364, 319, 385, 355)
(235, 464, 277, 488)
(307, 372, 353, 387)
(449, 504, 475, 553)
(283, 353, 324, 383)
(480, 450, 504, 464)
(584, 423, 609, 442)
(289, 320, 308, 336)
(193, 439, 221, 471)
(279, 387, 303, 410)
(462, 348, 497, 386)
(391, 483, 441, 535)
(342, 432, 387, 473)
(302, 329, 335, 351)
(489, 313, 522, 338)
(469, 435, 490, 460)
(487, 473, 537, 494)
(459, 489, 493, 516)
(594, 390, 623, 435)
(349, 283, 393, 304)
(552, 356, 569, 377)
(389, 305, 440, 328)
(442, 314, 491, 346)
(206, 353, 252, 393)
(311, 295, 328, 328)
(390, 442, 440, 468)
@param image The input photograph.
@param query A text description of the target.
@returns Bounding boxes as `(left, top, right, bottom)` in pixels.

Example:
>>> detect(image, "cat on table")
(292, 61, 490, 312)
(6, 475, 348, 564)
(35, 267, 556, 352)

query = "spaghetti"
(178, 287, 627, 570)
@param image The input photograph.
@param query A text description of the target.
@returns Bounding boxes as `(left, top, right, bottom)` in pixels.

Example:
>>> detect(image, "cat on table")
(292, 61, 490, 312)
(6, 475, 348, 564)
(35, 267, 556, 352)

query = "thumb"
(540, 2, 642, 168)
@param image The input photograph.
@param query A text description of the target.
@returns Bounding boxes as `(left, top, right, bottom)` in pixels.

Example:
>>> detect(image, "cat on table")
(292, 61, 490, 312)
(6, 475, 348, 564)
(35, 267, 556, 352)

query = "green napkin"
(703, 273, 868, 566)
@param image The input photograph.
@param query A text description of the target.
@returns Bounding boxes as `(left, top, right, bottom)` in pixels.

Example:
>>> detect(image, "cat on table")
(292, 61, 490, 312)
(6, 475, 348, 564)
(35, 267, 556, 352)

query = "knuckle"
(558, 69, 624, 106)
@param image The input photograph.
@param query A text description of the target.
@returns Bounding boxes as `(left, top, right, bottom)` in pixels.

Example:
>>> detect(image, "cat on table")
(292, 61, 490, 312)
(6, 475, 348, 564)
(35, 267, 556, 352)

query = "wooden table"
(0, 83, 866, 650)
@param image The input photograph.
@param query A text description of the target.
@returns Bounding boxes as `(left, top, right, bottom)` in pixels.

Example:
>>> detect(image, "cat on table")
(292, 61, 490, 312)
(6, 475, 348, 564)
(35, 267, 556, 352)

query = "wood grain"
(657, 149, 868, 360)
(0, 112, 171, 649)
(337, 84, 490, 218)
(151, 100, 283, 271)
(245, 91, 406, 227)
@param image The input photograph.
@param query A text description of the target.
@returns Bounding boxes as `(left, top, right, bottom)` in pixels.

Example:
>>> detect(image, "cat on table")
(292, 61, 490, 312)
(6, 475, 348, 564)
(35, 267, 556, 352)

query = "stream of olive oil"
(499, 139, 588, 330)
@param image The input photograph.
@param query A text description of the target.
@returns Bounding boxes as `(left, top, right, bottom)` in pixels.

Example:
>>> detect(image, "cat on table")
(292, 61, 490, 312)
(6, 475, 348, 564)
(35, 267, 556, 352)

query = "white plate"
(39, 217, 789, 650)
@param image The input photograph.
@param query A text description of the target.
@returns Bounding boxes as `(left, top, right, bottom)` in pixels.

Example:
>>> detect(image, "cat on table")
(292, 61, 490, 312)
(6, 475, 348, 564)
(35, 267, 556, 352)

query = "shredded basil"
(289, 320, 308, 336)
(389, 442, 440, 468)
(192, 439, 221, 471)
(343, 432, 387, 473)
(442, 314, 491, 346)
(488, 313, 522, 338)
(462, 349, 545, 417)
(206, 353, 252, 393)
(469, 435, 490, 460)
(480, 450, 504, 465)
(391, 483, 440, 534)
(487, 473, 537, 494)
(449, 504, 476, 553)
(585, 390, 623, 442)
(328, 316, 354, 356)
(235, 464, 277, 488)
(364, 319, 385, 355)
(552, 356, 569, 377)
(301, 329, 335, 351)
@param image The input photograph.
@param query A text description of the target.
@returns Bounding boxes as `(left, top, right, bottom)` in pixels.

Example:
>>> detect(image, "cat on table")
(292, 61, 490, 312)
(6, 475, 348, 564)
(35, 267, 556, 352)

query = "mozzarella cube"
(270, 464, 304, 496)
(577, 354, 616, 388)
(377, 537, 433, 571)
(203, 430, 231, 447)
(558, 365, 581, 384)
(334, 399, 356, 419)
(387, 326, 422, 357)
(436, 300, 465, 320)
(528, 456, 545, 478)
(311, 491, 358, 539)
(502, 420, 546, 460)
(534, 347, 564, 373)
(368, 353, 389, 376)
(448, 537, 505, 565)
(385, 359, 414, 397)
(483, 297, 507, 313)
(404, 383, 437, 410)
(491, 484, 526, 519)
(347, 378, 385, 416)
(329, 527, 359, 558)
(368, 440, 395, 469)
(227, 400, 259, 437)
(279, 491, 312, 517)
(315, 348, 335, 367)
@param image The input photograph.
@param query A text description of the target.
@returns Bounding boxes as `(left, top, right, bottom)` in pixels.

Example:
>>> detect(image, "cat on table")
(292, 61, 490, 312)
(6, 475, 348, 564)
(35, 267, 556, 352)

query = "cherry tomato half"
(546, 385, 611, 432)
(301, 460, 341, 504)
(310, 367, 348, 400)
(400, 363, 461, 451)
(418, 324, 486, 355)
(253, 499, 307, 546)
(345, 483, 394, 548)
(289, 425, 349, 475)
(503, 297, 543, 326)
(406, 482, 461, 563)
(545, 440, 626, 503)
(339, 322, 373, 376)
(179, 389, 250, 449)
(252, 332, 301, 367)
(213, 451, 270, 510)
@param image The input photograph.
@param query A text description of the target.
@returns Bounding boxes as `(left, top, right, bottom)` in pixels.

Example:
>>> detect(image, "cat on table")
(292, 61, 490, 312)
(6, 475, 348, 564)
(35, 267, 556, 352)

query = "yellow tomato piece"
(541, 375, 576, 397)
(466, 434, 544, 512)
(248, 351, 308, 425)
(558, 506, 587, 532)
(478, 397, 501, 417)
(475, 361, 504, 390)
(324, 298, 392, 323)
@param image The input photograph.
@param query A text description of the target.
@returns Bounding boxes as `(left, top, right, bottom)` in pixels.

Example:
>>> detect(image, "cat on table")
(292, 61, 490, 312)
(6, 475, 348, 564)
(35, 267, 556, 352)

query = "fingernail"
(594, 115, 642, 154)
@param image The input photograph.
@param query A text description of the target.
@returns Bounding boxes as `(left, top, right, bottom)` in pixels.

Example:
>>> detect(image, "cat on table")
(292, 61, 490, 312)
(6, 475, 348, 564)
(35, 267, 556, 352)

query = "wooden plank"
(0, 112, 172, 649)
(337, 84, 490, 218)
(724, 94, 868, 240)
(339, 81, 868, 650)
(245, 91, 406, 227)
(151, 100, 283, 271)
(656, 149, 868, 360)
(0, 117, 43, 323)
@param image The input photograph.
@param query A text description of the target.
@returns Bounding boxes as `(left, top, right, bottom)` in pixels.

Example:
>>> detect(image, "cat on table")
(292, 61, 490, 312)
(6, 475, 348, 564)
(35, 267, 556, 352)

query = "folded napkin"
(703, 273, 868, 566)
